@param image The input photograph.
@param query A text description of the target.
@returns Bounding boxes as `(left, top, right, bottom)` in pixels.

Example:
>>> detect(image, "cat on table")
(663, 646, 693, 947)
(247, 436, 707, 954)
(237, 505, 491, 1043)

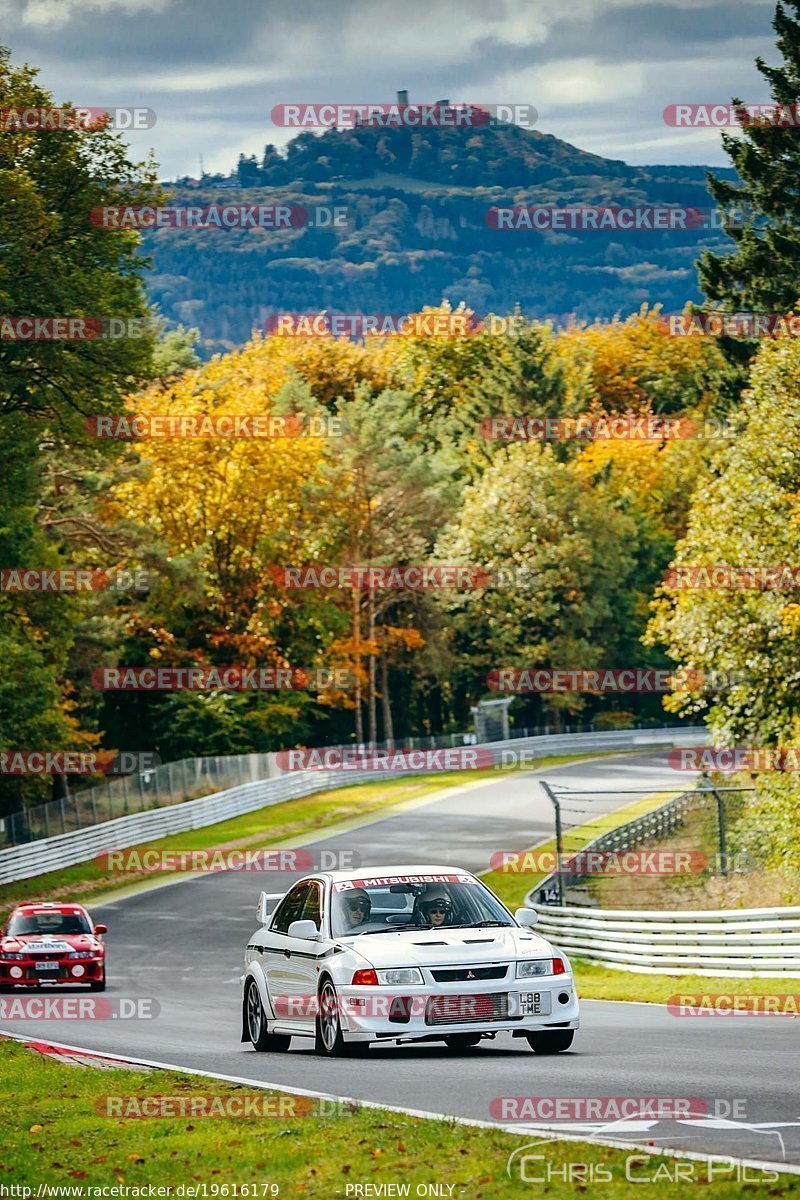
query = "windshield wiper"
(448, 921, 511, 929)
(360, 923, 425, 935)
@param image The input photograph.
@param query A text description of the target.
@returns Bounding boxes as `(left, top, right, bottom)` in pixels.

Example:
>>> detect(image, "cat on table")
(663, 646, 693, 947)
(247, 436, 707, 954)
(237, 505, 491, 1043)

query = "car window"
(271, 883, 311, 934)
(300, 881, 323, 931)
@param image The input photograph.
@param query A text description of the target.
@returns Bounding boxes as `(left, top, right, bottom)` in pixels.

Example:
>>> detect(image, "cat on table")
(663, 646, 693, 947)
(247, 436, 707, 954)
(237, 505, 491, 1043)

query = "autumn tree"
(436, 442, 638, 725)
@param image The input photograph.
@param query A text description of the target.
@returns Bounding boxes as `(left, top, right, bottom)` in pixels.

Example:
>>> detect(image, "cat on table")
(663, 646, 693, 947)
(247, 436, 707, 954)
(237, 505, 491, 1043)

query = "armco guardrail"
(1, 719, 700, 847)
(0, 725, 706, 887)
(530, 903, 800, 978)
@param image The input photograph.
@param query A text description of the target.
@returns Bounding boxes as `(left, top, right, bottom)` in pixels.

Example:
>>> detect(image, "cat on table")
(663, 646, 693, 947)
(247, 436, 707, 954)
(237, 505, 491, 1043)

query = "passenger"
(340, 888, 372, 930)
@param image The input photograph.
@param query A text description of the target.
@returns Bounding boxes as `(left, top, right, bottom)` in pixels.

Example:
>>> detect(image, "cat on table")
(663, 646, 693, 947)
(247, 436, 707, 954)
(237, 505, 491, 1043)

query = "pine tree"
(699, 1, 800, 313)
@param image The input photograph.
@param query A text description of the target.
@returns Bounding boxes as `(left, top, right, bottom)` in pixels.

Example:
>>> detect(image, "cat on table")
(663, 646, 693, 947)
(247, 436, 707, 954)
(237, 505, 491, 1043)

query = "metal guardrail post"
(711, 784, 728, 876)
(540, 780, 565, 907)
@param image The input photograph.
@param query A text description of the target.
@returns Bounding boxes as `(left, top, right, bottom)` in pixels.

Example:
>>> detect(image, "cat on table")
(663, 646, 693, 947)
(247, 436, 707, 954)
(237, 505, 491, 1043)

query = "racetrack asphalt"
(3, 752, 799, 1168)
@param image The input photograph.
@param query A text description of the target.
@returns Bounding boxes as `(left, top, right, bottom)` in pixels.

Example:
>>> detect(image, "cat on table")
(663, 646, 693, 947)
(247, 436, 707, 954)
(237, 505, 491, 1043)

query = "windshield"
(7, 911, 91, 937)
(330, 874, 514, 938)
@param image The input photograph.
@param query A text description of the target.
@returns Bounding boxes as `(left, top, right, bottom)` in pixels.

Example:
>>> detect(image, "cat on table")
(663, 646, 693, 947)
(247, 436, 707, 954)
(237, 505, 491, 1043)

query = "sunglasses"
(426, 903, 448, 913)
(346, 900, 368, 911)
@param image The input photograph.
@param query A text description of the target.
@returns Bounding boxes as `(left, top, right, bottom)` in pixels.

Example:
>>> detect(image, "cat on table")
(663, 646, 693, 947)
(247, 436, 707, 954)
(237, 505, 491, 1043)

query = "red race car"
(0, 902, 107, 991)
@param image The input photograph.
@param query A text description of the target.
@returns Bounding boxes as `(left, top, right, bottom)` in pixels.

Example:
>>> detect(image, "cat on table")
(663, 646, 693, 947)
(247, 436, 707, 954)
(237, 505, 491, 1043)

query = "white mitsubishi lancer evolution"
(240, 865, 579, 1056)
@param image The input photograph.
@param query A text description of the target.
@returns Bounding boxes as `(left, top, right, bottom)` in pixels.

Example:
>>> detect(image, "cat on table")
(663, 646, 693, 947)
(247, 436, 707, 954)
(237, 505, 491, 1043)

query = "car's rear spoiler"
(256, 891, 284, 925)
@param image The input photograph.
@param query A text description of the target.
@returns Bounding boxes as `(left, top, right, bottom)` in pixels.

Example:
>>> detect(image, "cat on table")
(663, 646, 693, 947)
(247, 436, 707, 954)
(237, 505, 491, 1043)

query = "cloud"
(0, 0, 782, 174)
(18, 0, 170, 28)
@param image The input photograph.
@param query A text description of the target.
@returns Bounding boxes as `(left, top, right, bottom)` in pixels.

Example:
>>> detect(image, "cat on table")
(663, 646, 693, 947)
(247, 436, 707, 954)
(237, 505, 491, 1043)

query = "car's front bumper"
(336, 979, 580, 1042)
(0, 957, 104, 986)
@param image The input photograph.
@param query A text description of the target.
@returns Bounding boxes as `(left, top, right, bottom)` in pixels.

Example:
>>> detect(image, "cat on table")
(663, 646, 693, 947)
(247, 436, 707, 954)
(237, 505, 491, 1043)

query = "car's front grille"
(430, 965, 508, 983)
(425, 992, 509, 1025)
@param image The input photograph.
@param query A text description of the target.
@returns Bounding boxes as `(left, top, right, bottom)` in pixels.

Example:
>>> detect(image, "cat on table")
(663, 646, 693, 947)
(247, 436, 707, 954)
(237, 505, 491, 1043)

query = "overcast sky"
(1, 0, 780, 178)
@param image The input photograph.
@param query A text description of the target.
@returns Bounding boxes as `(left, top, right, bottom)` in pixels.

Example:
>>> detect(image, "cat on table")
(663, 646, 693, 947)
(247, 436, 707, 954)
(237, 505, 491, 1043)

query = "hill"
(145, 120, 738, 356)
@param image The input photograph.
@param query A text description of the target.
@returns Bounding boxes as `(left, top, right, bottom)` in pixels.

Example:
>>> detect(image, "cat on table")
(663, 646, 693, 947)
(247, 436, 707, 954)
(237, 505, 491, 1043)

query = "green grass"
(574, 960, 800, 1005)
(0, 753, 615, 915)
(0, 1039, 796, 1195)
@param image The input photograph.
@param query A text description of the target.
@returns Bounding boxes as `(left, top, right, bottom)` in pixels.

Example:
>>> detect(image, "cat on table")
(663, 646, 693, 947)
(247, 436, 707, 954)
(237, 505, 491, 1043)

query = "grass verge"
(0, 753, 616, 915)
(573, 959, 800, 1005)
(0, 1038, 796, 1195)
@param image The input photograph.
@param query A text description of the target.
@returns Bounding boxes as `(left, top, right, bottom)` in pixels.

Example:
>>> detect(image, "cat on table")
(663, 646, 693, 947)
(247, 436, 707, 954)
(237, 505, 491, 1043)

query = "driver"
(339, 888, 371, 930)
(417, 888, 454, 928)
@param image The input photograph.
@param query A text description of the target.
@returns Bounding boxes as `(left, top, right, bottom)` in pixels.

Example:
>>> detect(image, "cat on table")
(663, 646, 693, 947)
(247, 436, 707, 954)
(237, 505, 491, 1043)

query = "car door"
(264, 880, 322, 1033)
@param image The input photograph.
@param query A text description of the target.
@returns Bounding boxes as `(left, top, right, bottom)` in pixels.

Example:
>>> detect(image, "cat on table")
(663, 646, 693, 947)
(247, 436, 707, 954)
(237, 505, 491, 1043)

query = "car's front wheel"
(525, 1030, 574, 1054)
(89, 968, 106, 992)
(246, 980, 291, 1053)
(315, 979, 368, 1057)
(444, 1033, 482, 1051)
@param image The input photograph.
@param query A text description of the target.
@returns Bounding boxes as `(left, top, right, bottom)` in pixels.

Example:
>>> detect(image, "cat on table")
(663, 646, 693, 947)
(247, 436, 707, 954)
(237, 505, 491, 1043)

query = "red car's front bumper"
(0, 955, 105, 987)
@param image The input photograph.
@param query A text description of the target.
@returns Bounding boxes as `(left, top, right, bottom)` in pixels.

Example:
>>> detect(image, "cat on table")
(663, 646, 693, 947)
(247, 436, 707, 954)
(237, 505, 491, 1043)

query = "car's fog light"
(71, 965, 85, 978)
(9, 966, 23, 979)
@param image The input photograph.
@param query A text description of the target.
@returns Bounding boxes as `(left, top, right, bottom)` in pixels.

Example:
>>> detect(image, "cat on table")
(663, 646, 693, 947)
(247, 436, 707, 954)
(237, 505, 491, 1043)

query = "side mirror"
(94, 924, 108, 935)
(288, 919, 320, 941)
(515, 907, 539, 928)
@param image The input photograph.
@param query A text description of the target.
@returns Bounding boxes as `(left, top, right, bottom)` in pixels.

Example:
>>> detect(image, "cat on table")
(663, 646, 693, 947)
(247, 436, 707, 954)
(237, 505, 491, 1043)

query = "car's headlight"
(69, 951, 94, 959)
(516, 960, 551, 979)
(376, 968, 424, 986)
(1, 953, 26, 961)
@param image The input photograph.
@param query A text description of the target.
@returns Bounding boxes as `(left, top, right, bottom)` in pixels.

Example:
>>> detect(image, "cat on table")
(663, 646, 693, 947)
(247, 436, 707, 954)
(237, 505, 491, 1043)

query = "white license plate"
(35, 961, 60, 970)
(519, 991, 551, 1016)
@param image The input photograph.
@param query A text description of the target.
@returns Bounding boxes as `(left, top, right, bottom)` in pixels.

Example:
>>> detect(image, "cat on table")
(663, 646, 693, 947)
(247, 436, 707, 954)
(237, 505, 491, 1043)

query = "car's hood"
(343, 926, 555, 969)
(1, 934, 102, 953)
